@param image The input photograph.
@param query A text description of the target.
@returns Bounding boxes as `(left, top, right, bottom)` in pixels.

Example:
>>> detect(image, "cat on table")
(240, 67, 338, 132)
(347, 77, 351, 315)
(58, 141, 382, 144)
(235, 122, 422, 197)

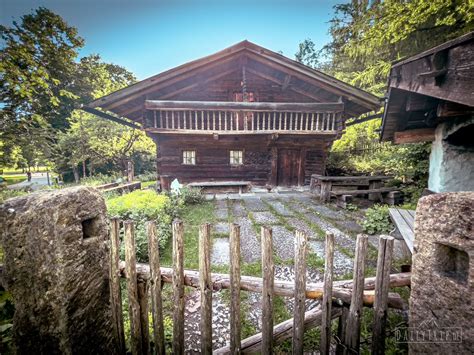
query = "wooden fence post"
(343, 234, 368, 355)
(293, 230, 308, 354)
(230, 223, 241, 354)
(336, 307, 349, 355)
(371, 236, 394, 355)
(172, 220, 185, 355)
(199, 223, 212, 355)
(124, 221, 143, 355)
(320, 232, 335, 355)
(110, 219, 126, 354)
(138, 279, 150, 354)
(261, 227, 274, 354)
(147, 221, 165, 355)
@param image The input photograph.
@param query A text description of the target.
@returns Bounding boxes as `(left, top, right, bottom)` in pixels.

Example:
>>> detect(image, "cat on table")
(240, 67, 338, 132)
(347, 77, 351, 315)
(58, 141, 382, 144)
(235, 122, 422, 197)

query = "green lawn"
(1, 175, 27, 185)
(160, 200, 216, 270)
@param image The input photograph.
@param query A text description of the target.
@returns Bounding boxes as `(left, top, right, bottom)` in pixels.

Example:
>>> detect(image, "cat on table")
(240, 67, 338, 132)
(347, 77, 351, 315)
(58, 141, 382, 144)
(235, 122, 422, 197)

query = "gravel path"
(196, 192, 367, 351)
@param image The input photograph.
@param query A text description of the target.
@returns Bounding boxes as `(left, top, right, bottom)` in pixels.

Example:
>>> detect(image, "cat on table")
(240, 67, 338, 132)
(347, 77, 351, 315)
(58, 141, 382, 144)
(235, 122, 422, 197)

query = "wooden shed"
(86, 40, 379, 187)
(381, 32, 474, 192)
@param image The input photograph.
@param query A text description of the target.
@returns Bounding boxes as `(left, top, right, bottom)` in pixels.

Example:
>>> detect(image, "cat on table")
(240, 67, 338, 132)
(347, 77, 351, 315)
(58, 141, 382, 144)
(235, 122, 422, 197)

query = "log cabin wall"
(86, 41, 381, 187)
(152, 133, 334, 186)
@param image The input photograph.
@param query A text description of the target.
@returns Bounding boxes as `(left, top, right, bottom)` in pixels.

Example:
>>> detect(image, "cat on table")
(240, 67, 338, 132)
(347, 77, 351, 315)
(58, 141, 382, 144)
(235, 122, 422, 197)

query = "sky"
(1, 0, 341, 80)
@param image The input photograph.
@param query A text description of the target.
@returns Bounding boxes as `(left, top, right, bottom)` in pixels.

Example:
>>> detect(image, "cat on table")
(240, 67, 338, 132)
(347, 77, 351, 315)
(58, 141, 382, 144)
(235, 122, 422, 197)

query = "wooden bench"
(187, 181, 251, 194)
(389, 208, 415, 254)
(102, 181, 142, 194)
(331, 188, 402, 208)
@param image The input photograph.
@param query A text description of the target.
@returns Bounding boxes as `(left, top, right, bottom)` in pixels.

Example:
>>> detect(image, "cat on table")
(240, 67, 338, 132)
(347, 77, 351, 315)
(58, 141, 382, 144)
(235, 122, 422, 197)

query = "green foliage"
(79, 172, 123, 186)
(297, 0, 473, 205)
(137, 171, 157, 182)
(362, 204, 393, 235)
(0, 189, 27, 203)
(176, 187, 205, 205)
(160, 201, 216, 269)
(106, 190, 173, 262)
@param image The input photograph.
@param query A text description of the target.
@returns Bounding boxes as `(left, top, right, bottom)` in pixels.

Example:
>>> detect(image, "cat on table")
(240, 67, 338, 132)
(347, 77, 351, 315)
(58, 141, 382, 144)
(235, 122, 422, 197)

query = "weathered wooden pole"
(172, 220, 185, 355)
(343, 234, 368, 354)
(137, 279, 150, 354)
(371, 235, 394, 355)
(110, 218, 126, 354)
(147, 221, 165, 355)
(261, 226, 274, 354)
(230, 223, 242, 354)
(293, 230, 308, 354)
(199, 223, 213, 355)
(124, 221, 143, 355)
(320, 232, 335, 355)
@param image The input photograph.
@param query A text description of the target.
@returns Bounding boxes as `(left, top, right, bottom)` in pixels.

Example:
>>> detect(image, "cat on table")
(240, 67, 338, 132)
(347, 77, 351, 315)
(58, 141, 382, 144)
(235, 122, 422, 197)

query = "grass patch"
(262, 200, 296, 232)
(1, 175, 26, 185)
(141, 180, 156, 188)
(284, 199, 326, 239)
(160, 200, 216, 269)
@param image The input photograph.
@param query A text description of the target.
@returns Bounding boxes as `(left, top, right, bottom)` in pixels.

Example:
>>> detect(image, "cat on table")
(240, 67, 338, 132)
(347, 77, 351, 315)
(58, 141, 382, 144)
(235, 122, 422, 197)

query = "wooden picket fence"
(109, 218, 409, 355)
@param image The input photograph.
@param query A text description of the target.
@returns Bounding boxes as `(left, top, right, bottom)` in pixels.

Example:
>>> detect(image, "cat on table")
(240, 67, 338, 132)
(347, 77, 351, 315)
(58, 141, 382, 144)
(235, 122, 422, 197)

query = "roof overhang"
(86, 40, 380, 125)
(381, 32, 474, 143)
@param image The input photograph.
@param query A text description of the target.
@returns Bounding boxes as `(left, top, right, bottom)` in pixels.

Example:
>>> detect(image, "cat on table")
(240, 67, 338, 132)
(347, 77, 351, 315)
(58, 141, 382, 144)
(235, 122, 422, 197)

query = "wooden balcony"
(143, 100, 343, 134)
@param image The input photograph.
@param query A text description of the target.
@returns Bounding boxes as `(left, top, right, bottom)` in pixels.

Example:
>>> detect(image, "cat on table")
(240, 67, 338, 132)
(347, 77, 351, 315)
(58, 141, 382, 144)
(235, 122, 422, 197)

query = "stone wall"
(428, 116, 474, 192)
(0, 186, 120, 354)
(409, 192, 473, 353)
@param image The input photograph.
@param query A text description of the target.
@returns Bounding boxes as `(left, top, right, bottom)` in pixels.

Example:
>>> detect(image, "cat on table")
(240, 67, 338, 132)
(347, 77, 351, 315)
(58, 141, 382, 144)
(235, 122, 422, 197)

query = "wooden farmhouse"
(86, 41, 379, 188)
(381, 32, 474, 192)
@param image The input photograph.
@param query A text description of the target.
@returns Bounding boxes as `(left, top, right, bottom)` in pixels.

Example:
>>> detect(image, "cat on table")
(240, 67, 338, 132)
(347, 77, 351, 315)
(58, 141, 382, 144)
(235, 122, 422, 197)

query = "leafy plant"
(176, 186, 204, 205)
(106, 190, 174, 262)
(362, 204, 393, 235)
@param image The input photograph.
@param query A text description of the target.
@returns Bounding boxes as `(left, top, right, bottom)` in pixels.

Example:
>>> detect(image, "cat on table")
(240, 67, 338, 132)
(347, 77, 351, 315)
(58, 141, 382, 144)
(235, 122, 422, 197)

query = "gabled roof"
(88, 40, 380, 121)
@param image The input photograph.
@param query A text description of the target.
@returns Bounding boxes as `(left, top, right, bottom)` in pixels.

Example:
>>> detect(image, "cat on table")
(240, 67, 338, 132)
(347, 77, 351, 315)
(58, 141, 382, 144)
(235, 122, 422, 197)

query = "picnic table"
(310, 175, 393, 202)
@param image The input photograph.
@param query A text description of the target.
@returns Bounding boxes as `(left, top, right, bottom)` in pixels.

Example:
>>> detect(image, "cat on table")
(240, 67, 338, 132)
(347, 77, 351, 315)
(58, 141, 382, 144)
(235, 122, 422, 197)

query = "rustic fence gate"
(110, 218, 406, 354)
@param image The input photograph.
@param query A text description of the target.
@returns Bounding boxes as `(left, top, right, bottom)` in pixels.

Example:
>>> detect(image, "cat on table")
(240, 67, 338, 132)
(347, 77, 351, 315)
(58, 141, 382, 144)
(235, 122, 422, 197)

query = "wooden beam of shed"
(81, 106, 141, 129)
(144, 100, 344, 112)
(394, 128, 435, 144)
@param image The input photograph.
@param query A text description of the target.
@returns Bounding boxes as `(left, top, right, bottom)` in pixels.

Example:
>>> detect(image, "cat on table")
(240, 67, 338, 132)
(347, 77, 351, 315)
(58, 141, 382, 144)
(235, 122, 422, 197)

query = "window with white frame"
(230, 150, 243, 165)
(182, 150, 196, 165)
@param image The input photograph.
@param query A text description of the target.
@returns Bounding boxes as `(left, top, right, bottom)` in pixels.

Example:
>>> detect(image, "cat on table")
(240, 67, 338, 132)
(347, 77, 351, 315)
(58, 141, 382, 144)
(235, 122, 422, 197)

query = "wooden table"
(311, 175, 393, 202)
(389, 208, 415, 254)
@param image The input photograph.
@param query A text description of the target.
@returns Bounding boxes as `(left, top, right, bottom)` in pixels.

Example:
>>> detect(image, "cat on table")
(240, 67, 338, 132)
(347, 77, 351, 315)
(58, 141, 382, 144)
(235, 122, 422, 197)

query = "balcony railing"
(143, 100, 343, 134)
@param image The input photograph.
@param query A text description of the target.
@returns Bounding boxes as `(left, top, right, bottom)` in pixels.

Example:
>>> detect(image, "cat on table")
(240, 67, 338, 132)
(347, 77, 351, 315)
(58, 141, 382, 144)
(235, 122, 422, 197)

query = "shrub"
(80, 172, 123, 186)
(177, 186, 204, 205)
(136, 171, 156, 182)
(362, 204, 393, 235)
(106, 190, 175, 262)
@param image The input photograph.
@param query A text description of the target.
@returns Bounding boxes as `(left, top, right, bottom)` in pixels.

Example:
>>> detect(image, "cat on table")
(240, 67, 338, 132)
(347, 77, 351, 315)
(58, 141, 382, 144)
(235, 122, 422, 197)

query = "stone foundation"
(409, 192, 473, 353)
(0, 187, 120, 354)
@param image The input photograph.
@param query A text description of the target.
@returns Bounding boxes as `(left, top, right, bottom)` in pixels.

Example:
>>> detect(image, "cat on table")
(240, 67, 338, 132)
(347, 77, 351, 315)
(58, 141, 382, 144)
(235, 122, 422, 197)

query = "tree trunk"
(82, 161, 87, 178)
(73, 166, 80, 183)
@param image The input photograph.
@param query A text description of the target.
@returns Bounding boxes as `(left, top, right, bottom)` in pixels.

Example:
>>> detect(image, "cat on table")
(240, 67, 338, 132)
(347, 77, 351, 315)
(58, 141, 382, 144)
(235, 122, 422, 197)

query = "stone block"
(0, 186, 120, 354)
(409, 192, 473, 354)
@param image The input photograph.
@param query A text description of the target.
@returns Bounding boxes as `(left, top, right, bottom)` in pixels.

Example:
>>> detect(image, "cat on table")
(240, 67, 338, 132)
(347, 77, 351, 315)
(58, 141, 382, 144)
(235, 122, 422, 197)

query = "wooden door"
(277, 149, 300, 186)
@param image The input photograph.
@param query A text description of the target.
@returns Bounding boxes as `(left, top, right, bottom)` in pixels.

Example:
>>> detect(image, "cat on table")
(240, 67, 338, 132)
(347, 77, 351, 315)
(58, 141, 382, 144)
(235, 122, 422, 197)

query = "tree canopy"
(0, 8, 155, 178)
(296, 0, 473, 197)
